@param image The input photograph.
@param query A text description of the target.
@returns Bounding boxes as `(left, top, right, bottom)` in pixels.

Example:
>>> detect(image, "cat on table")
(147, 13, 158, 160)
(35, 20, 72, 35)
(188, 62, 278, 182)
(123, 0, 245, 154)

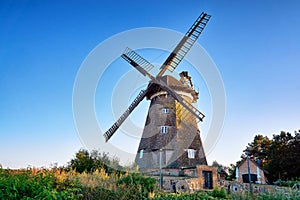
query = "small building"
(236, 158, 266, 184)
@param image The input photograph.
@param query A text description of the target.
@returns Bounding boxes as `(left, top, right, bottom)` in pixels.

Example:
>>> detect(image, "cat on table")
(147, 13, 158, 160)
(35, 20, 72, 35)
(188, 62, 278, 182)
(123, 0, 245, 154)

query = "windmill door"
(202, 171, 213, 189)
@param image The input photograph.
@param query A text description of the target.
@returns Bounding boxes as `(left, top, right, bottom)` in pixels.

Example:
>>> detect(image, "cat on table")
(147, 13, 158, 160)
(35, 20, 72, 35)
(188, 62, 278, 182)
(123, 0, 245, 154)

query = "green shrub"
(117, 173, 157, 199)
(280, 178, 300, 188)
(0, 169, 82, 200)
(211, 187, 227, 198)
(79, 185, 118, 200)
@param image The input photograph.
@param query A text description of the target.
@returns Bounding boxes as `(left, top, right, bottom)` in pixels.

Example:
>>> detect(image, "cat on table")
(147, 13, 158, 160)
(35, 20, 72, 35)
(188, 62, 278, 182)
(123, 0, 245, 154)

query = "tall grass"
(0, 167, 82, 199)
(0, 167, 299, 200)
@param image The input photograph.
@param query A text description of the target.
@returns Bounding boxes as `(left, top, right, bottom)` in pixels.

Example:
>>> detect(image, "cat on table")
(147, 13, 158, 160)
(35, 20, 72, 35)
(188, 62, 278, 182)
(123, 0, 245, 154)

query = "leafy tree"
(287, 132, 300, 178)
(67, 149, 123, 174)
(69, 149, 94, 173)
(265, 131, 300, 182)
(244, 134, 272, 167)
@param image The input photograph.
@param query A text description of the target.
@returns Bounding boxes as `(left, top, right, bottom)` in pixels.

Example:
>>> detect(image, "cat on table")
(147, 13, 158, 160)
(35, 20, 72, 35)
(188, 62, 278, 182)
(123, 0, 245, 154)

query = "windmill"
(103, 12, 211, 171)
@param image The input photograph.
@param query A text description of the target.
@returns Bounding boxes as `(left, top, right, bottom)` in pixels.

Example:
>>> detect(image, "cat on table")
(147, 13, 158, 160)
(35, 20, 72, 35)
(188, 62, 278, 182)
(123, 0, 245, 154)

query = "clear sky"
(1, 0, 300, 168)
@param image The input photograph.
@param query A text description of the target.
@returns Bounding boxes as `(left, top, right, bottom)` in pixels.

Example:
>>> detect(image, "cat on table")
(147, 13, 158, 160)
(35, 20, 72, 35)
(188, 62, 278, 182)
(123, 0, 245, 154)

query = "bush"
(280, 178, 300, 188)
(211, 187, 227, 198)
(79, 186, 118, 200)
(117, 173, 157, 199)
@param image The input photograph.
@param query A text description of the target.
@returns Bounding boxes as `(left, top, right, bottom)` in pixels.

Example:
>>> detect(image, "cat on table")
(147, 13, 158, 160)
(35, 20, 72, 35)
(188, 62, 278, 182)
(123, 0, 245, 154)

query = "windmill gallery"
(103, 12, 219, 192)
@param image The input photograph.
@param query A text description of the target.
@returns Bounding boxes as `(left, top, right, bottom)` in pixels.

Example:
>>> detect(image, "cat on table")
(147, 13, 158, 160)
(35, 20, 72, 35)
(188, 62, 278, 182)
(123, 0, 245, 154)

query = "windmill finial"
(179, 71, 194, 89)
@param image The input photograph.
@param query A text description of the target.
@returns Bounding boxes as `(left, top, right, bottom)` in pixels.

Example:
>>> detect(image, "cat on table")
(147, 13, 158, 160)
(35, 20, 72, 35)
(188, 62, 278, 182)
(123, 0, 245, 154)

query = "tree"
(265, 131, 300, 182)
(67, 149, 123, 174)
(68, 149, 94, 173)
(287, 132, 300, 178)
(244, 134, 272, 168)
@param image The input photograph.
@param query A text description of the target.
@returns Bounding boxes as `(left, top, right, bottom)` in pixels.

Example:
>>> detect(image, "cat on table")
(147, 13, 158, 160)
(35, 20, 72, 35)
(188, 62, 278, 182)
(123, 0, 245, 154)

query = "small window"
(139, 149, 144, 159)
(161, 126, 168, 134)
(187, 149, 195, 159)
(162, 108, 169, 114)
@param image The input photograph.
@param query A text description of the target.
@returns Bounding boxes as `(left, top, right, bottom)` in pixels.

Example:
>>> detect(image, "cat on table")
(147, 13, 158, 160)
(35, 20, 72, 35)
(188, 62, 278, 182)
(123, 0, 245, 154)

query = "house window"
(162, 108, 169, 114)
(161, 126, 168, 134)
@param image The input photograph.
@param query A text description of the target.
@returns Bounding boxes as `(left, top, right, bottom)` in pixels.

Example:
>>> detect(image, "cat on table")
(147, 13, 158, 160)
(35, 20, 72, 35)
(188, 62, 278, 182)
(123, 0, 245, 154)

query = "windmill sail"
(122, 47, 155, 73)
(103, 89, 148, 142)
(157, 12, 211, 77)
(121, 48, 157, 80)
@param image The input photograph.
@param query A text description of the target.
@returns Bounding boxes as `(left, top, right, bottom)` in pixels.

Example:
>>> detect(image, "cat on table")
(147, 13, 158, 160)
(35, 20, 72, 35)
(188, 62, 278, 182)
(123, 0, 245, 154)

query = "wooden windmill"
(103, 12, 211, 171)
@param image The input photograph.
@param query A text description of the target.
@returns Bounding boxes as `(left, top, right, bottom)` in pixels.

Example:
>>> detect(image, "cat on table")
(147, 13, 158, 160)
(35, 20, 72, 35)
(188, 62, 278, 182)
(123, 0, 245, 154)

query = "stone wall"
(196, 165, 218, 189)
(219, 180, 291, 194)
(147, 165, 218, 193)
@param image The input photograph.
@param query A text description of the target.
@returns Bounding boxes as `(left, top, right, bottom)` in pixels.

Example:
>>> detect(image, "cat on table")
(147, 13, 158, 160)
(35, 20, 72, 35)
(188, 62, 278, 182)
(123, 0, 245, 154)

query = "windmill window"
(187, 149, 195, 159)
(161, 126, 168, 134)
(139, 149, 144, 159)
(162, 108, 169, 114)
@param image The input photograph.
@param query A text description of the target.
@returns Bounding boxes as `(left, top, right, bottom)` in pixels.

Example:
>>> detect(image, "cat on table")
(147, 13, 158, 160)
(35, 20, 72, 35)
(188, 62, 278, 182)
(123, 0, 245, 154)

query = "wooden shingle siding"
(135, 75, 207, 171)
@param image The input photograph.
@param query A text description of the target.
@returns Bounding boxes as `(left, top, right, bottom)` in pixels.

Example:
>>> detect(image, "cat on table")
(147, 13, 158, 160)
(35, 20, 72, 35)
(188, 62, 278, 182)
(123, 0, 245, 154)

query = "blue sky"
(1, 0, 300, 168)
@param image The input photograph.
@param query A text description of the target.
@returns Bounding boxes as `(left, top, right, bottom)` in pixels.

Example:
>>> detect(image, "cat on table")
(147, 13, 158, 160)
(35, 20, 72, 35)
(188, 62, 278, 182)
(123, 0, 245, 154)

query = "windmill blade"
(157, 12, 211, 77)
(103, 89, 148, 142)
(122, 47, 155, 75)
(121, 48, 157, 80)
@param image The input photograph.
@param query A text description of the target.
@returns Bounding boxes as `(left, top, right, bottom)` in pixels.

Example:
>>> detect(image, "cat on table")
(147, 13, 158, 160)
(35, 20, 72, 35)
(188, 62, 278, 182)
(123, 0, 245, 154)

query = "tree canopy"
(67, 149, 123, 174)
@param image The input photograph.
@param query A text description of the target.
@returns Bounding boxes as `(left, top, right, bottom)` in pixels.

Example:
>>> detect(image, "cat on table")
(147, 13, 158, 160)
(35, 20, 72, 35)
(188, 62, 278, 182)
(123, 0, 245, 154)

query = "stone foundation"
(144, 165, 218, 192)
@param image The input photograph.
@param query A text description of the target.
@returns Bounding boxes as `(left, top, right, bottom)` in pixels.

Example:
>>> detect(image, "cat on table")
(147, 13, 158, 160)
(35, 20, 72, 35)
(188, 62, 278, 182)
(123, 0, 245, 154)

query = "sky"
(1, 0, 300, 168)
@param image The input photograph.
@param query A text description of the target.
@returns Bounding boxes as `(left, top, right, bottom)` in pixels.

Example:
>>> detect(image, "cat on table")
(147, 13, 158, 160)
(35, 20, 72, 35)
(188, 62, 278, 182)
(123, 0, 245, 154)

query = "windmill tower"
(103, 12, 211, 172)
(135, 72, 207, 171)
